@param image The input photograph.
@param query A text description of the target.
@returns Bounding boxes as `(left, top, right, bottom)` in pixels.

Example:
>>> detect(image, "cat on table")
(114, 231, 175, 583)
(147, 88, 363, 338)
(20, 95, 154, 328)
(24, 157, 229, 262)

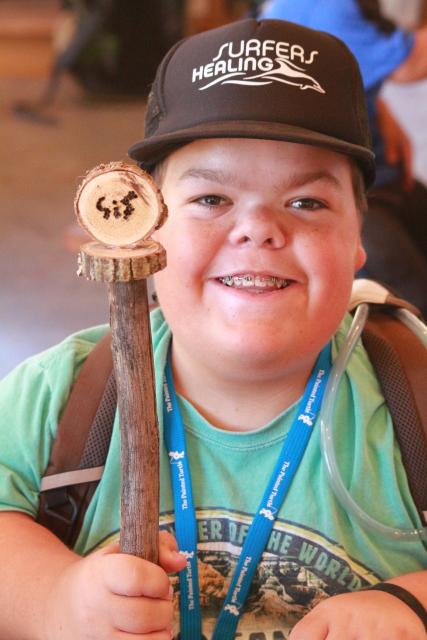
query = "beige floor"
(1, 70, 427, 379)
(0, 75, 147, 377)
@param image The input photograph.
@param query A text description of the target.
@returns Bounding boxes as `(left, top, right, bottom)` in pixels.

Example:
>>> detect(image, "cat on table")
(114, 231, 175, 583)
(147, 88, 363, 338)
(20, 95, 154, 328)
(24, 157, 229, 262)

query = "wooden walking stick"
(74, 161, 167, 563)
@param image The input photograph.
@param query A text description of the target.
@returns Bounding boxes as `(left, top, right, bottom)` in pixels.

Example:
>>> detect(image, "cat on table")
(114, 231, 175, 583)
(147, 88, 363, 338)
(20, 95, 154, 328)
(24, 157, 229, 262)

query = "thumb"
(159, 530, 187, 574)
(92, 535, 187, 573)
(90, 539, 121, 557)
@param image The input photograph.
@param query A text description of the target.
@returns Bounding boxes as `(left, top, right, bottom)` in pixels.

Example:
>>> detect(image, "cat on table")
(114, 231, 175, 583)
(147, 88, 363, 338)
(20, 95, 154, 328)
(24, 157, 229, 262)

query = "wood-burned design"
(75, 161, 167, 248)
(96, 190, 141, 221)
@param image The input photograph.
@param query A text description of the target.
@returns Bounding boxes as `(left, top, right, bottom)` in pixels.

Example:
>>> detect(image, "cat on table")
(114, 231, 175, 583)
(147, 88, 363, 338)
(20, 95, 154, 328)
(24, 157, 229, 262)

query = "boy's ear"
(354, 242, 367, 272)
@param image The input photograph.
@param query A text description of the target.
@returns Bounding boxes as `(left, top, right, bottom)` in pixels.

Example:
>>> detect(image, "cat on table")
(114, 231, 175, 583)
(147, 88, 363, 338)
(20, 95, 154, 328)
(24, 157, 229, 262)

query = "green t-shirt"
(0, 309, 426, 639)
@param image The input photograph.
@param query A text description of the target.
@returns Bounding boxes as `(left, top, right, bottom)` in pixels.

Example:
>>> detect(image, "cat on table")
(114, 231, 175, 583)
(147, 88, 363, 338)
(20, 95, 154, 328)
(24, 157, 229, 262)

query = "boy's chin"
(219, 332, 307, 371)
(212, 314, 340, 373)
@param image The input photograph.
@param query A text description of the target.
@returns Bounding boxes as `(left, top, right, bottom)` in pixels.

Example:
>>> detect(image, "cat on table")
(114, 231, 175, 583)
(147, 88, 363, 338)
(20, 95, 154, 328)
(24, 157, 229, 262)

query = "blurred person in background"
(36, 0, 184, 102)
(259, 0, 427, 316)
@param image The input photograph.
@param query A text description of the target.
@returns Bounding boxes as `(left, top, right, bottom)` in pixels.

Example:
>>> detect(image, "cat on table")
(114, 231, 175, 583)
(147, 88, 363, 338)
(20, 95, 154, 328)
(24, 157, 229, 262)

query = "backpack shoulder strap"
(37, 332, 115, 547)
(350, 279, 427, 524)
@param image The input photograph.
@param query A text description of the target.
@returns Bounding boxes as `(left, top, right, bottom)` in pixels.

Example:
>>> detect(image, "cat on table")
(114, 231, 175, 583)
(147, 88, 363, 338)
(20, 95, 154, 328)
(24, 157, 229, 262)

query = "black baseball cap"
(129, 19, 375, 186)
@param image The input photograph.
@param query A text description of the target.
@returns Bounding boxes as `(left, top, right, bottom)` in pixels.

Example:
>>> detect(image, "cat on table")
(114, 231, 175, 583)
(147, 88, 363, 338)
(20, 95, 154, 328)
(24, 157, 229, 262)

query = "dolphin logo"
(297, 414, 314, 426)
(259, 508, 275, 521)
(224, 604, 240, 616)
(168, 451, 185, 461)
(244, 57, 325, 93)
(199, 57, 325, 93)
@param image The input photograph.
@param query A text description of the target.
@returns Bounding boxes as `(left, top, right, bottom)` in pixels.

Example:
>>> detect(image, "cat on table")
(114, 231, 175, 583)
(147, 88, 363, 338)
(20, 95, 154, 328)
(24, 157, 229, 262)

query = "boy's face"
(154, 138, 366, 375)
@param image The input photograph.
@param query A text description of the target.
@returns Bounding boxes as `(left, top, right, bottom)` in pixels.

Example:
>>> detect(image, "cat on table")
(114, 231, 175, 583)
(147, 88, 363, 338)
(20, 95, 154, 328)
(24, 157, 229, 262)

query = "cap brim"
(128, 120, 376, 187)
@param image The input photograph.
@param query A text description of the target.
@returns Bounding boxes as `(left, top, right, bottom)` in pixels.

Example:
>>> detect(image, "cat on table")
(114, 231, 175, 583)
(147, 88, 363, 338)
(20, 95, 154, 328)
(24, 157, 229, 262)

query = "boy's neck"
(170, 343, 317, 432)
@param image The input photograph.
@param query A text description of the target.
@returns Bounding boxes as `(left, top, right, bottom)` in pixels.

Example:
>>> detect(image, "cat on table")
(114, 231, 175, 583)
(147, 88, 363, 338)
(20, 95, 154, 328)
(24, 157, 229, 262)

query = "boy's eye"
(194, 194, 228, 207)
(288, 197, 325, 210)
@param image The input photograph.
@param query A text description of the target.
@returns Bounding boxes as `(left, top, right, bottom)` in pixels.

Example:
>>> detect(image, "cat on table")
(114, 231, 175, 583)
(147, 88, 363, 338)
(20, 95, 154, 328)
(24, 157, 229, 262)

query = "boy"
(0, 18, 426, 640)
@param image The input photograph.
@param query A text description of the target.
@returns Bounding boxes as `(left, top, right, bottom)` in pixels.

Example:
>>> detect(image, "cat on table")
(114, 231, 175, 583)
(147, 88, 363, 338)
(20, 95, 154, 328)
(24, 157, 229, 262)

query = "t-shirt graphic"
(162, 509, 379, 639)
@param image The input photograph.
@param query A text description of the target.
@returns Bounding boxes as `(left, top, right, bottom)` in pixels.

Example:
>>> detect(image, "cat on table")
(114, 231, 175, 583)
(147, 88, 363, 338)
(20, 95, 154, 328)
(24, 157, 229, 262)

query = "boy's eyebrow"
(178, 168, 343, 191)
(178, 168, 241, 186)
(281, 170, 342, 191)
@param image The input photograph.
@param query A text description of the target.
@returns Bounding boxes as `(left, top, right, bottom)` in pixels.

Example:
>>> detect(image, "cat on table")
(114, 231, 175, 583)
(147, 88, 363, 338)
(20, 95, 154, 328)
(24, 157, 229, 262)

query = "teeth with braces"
(218, 275, 290, 289)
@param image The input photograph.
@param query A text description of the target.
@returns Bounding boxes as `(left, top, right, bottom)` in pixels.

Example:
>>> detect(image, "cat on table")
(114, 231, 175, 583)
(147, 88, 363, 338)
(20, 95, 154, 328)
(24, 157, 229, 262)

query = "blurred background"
(1, 0, 427, 378)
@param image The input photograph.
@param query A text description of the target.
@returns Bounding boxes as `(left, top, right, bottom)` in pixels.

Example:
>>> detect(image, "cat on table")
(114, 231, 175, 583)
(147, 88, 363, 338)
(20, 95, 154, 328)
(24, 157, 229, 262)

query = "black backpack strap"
(37, 333, 115, 547)
(351, 280, 427, 524)
(362, 309, 427, 523)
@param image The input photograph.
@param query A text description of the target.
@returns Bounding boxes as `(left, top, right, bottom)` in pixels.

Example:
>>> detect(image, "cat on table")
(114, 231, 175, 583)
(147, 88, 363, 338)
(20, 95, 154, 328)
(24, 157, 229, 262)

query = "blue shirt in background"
(259, 0, 414, 185)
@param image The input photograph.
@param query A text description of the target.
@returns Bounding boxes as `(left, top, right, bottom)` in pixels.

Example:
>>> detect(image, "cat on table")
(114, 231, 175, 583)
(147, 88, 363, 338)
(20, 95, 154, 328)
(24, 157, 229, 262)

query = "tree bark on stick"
(108, 279, 159, 563)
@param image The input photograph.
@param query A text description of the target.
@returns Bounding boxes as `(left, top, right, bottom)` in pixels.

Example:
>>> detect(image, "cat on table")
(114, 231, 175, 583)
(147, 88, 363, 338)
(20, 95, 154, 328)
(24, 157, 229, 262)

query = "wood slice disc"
(74, 162, 167, 247)
(78, 240, 166, 282)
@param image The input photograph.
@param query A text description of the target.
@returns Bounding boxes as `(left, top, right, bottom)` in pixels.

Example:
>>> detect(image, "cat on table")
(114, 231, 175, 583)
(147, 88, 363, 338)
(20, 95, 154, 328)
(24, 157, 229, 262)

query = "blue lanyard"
(163, 343, 332, 639)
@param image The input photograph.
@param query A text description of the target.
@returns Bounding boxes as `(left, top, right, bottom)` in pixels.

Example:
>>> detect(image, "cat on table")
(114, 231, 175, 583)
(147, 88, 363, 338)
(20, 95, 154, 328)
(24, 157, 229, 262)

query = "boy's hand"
(288, 590, 426, 639)
(46, 531, 186, 640)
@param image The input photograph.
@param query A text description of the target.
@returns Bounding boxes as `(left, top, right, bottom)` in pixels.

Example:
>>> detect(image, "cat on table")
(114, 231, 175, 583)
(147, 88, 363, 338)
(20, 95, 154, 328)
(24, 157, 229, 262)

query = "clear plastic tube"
(320, 304, 427, 542)
(396, 308, 427, 347)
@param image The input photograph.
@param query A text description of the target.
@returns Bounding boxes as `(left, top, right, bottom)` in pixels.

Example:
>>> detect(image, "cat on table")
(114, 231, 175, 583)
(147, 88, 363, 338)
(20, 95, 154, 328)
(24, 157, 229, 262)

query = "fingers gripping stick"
(74, 162, 168, 563)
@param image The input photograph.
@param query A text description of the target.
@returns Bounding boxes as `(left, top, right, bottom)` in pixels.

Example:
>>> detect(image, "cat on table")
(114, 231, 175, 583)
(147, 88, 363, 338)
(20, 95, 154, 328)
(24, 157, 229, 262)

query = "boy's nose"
(228, 206, 286, 249)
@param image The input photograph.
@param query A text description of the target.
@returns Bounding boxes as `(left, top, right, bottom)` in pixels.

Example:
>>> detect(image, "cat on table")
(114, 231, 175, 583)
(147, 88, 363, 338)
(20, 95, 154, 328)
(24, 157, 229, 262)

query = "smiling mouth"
(217, 275, 291, 291)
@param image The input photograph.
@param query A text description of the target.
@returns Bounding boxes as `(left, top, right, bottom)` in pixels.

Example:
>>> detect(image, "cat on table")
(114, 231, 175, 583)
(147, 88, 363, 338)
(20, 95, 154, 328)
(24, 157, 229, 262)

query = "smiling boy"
(0, 18, 426, 640)
(152, 139, 365, 432)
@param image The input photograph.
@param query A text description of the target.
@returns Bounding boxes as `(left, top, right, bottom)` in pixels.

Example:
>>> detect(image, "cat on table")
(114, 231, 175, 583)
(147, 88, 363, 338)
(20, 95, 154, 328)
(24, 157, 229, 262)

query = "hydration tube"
(320, 304, 427, 542)
(396, 308, 427, 347)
